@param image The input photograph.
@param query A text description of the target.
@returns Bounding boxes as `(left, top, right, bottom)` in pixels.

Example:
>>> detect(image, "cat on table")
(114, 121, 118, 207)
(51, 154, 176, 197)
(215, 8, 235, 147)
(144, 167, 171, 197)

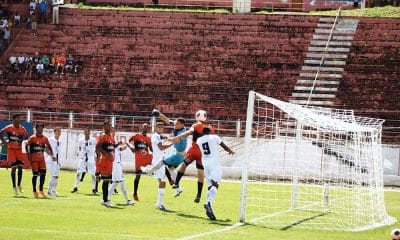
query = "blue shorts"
(163, 153, 184, 168)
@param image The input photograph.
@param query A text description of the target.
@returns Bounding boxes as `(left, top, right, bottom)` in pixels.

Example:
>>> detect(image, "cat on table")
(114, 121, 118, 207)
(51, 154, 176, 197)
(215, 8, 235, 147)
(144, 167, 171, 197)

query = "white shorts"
(154, 166, 166, 181)
(47, 160, 60, 177)
(204, 164, 222, 187)
(112, 162, 124, 182)
(77, 159, 96, 175)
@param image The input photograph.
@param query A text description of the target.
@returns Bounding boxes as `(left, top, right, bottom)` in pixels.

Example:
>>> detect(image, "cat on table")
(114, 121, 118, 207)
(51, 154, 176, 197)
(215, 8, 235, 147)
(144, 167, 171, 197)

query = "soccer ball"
(391, 229, 400, 240)
(195, 110, 207, 122)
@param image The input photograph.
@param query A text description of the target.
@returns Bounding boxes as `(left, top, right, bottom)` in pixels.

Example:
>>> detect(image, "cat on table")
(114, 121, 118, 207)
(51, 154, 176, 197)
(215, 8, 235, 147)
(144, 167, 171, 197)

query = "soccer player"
(71, 128, 97, 194)
(0, 114, 29, 196)
(168, 110, 214, 203)
(46, 127, 62, 197)
(196, 127, 235, 220)
(150, 122, 173, 211)
(96, 120, 117, 207)
(108, 142, 133, 205)
(26, 122, 54, 198)
(128, 123, 152, 202)
(141, 110, 187, 197)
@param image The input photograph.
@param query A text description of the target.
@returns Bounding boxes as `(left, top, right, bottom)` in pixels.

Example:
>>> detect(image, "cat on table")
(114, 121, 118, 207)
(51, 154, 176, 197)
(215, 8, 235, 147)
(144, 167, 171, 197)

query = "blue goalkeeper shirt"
(172, 128, 187, 152)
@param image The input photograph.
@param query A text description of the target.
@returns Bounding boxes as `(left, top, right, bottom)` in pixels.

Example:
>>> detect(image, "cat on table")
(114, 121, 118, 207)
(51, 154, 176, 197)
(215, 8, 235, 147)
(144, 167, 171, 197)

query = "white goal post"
(239, 91, 396, 231)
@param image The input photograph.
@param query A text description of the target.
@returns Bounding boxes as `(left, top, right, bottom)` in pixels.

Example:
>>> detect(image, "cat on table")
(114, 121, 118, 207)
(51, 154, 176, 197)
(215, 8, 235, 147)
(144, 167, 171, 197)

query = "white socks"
(48, 176, 59, 193)
(207, 186, 218, 205)
(91, 175, 96, 190)
(156, 188, 165, 207)
(108, 182, 119, 200)
(120, 181, 129, 202)
(107, 181, 129, 202)
(74, 173, 82, 188)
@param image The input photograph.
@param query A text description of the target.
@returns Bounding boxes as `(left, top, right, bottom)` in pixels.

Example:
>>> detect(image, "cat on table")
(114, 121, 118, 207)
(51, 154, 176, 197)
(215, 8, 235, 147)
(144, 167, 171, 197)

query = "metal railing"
(0, 109, 244, 137)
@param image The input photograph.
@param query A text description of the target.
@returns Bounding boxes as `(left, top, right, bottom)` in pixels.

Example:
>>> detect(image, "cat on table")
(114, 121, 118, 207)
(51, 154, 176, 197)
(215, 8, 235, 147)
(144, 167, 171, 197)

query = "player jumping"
(168, 110, 214, 203)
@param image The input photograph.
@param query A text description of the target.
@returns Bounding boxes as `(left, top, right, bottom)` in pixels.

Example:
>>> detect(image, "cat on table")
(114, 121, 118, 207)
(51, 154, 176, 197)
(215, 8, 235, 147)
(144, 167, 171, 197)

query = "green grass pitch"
(0, 169, 399, 240)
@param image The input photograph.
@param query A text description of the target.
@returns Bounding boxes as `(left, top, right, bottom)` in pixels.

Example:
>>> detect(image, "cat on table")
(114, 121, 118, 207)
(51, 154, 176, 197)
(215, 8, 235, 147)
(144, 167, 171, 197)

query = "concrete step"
(308, 46, 350, 52)
(319, 17, 338, 23)
(317, 23, 336, 28)
(292, 93, 336, 98)
(313, 35, 354, 41)
(304, 59, 346, 65)
(297, 79, 340, 85)
(301, 66, 344, 72)
(315, 29, 356, 34)
(289, 99, 335, 106)
(294, 86, 338, 92)
(307, 53, 348, 59)
(310, 40, 352, 46)
(300, 73, 342, 78)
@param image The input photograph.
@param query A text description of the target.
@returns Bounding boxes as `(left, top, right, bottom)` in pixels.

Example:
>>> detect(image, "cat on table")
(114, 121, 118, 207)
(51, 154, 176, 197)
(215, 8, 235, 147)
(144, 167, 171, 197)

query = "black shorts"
(11, 160, 24, 168)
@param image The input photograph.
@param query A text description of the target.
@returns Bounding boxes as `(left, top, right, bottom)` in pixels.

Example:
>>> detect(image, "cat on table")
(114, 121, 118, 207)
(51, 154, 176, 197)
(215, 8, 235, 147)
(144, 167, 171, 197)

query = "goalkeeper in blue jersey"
(141, 110, 187, 197)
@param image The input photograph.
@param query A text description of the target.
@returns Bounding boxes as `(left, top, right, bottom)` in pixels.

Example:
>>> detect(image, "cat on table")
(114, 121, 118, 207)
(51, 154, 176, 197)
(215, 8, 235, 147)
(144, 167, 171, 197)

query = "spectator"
(31, 13, 37, 36)
(74, 59, 83, 74)
(3, 27, 10, 46)
(36, 60, 45, 76)
(17, 55, 25, 73)
(50, 54, 57, 72)
(29, 0, 37, 12)
(41, 54, 50, 73)
(33, 52, 40, 66)
(55, 54, 66, 74)
(65, 55, 74, 73)
(25, 58, 33, 79)
(26, 13, 32, 29)
(0, 17, 8, 30)
(38, 0, 48, 24)
(9, 55, 18, 73)
(14, 12, 21, 25)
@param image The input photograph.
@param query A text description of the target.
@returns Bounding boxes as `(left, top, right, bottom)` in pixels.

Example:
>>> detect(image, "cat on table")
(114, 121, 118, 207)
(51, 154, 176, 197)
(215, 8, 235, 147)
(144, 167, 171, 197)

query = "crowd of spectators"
(0, 0, 50, 52)
(7, 52, 83, 78)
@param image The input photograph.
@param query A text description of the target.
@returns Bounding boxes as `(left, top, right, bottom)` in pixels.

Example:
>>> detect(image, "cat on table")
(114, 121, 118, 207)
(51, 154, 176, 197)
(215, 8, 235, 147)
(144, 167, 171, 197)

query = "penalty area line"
(177, 222, 244, 240)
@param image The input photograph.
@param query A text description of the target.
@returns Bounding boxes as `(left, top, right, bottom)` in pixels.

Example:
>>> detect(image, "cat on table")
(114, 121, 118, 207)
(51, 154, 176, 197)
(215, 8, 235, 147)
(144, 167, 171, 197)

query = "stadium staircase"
(290, 15, 359, 107)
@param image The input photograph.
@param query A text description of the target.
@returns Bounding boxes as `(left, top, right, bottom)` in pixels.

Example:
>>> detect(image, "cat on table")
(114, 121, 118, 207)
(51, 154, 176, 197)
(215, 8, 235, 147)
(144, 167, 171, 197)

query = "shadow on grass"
(175, 211, 232, 226)
(13, 196, 29, 199)
(243, 212, 327, 231)
(280, 212, 327, 230)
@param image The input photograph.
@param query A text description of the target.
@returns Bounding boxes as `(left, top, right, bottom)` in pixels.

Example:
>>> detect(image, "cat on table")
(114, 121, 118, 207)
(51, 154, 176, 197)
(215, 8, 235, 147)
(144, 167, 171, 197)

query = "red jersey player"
(26, 122, 54, 198)
(96, 120, 118, 207)
(0, 114, 29, 196)
(128, 123, 152, 202)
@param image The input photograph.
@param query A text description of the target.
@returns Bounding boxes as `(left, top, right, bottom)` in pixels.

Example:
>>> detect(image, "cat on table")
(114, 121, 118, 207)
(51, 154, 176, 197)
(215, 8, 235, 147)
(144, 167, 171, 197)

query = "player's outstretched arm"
(168, 129, 193, 143)
(152, 109, 173, 125)
(220, 142, 235, 155)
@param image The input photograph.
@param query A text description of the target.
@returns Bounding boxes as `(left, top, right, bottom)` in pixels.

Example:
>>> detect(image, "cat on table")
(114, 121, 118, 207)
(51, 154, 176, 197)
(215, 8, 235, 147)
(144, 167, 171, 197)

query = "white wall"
(44, 129, 400, 186)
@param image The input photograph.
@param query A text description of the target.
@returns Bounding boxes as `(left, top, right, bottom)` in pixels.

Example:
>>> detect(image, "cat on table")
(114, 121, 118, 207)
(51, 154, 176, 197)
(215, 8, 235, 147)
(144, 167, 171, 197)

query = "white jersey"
(151, 132, 167, 163)
(46, 136, 62, 163)
(112, 146, 125, 181)
(197, 134, 223, 185)
(78, 137, 96, 162)
(196, 134, 222, 168)
(151, 132, 168, 181)
(46, 136, 62, 177)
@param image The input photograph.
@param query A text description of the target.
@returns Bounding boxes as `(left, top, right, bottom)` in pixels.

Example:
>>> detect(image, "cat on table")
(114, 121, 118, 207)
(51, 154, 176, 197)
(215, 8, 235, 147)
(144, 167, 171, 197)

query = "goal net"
(239, 91, 396, 231)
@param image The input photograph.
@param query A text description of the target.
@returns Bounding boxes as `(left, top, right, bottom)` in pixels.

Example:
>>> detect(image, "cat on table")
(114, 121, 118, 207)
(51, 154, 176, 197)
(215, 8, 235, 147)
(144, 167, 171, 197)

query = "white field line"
(0, 226, 173, 240)
(177, 222, 244, 240)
